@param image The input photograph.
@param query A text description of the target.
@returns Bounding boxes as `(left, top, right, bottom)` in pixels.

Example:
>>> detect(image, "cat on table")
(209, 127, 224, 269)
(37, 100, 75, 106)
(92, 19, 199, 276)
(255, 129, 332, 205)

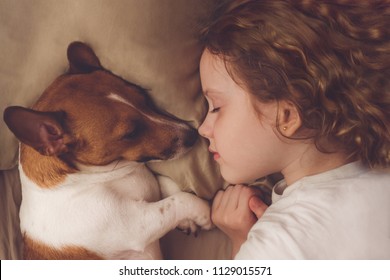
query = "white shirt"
(235, 161, 390, 259)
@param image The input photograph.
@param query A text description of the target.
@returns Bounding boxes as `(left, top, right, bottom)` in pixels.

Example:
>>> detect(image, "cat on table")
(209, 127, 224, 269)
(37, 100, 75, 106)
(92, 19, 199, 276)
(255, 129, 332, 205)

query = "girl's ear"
(277, 100, 302, 137)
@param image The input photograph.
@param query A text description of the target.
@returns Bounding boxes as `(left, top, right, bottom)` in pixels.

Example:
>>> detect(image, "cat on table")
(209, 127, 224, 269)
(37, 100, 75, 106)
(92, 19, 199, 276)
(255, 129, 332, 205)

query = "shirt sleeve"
(235, 193, 333, 259)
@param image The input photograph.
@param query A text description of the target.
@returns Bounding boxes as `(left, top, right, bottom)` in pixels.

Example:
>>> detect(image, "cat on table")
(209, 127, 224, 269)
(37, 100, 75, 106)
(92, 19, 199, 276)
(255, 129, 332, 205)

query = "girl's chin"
(220, 169, 255, 185)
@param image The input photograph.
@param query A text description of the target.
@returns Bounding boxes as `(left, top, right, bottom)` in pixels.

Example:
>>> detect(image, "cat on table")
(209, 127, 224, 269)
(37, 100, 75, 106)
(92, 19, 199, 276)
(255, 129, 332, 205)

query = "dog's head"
(4, 42, 198, 166)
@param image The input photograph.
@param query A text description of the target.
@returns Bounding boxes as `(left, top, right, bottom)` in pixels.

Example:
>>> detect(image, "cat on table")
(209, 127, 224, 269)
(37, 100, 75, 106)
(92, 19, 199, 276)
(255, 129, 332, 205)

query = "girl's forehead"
(201, 49, 232, 71)
(201, 52, 251, 97)
(201, 51, 235, 84)
(201, 50, 221, 72)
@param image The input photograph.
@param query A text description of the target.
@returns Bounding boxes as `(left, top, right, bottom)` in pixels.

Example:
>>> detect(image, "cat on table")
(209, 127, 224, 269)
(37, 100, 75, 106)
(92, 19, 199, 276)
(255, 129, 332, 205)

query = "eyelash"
(210, 107, 220, 113)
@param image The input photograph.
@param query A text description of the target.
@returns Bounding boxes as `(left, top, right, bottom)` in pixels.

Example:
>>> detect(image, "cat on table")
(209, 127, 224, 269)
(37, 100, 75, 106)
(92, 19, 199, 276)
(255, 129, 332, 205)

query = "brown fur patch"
(20, 144, 76, 188)
(23, 234, 103, 260)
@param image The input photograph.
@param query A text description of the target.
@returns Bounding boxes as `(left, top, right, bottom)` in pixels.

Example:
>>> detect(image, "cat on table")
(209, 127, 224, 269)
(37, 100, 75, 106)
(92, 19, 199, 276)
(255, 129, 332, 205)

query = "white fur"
(107, 92, 165, 124)
(107, 92, 189, 129)
(107, 92, 162, 123)
(19, 159, 212, 259)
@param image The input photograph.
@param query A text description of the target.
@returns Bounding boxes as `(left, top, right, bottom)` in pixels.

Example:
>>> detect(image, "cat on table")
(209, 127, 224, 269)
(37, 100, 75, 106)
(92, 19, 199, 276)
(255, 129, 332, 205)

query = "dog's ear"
(3, 106, 68, 156)
(67, 41, 102, 74)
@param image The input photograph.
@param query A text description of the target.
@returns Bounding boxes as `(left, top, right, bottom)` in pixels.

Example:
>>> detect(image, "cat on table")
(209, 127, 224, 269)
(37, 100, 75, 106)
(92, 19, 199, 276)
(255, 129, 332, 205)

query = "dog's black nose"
(183, 127, 198, 148)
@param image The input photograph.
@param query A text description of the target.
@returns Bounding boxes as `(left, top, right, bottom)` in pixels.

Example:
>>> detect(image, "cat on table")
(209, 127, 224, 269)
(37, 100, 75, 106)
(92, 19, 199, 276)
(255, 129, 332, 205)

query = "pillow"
(0, 0, 229, 259)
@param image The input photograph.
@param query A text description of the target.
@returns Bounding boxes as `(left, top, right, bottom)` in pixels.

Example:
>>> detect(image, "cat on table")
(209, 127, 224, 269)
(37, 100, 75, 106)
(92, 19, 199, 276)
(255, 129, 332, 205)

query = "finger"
(212, 190, 224, 212)
(211, 191, 223, 225)
(249, 196, 268, 219)
(236, 186, 254, 212)
(218, 185, 235, 211)
(231, 184, 250, 210)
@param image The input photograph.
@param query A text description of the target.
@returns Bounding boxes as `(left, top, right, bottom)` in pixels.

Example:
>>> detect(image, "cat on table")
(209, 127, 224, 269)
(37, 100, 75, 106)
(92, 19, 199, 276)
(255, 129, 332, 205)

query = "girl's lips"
(213, 153, 221, 160)
(209, 148, 220, 160)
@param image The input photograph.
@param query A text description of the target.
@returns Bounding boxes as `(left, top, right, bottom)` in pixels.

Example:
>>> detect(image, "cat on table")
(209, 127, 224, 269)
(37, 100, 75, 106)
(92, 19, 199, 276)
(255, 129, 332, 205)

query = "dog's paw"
(176, 220, 199, 236)
(191, 201, 214, 231)
(173, 192, 214, 235)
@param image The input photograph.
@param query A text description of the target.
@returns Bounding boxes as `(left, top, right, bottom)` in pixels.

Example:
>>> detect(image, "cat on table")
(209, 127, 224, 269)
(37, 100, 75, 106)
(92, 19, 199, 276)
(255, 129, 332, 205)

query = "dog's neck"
(20, 144, 76, 188)
(67, 160, 144, 186)
(74, 160, 140, 174)
(20, 145, 144, 189)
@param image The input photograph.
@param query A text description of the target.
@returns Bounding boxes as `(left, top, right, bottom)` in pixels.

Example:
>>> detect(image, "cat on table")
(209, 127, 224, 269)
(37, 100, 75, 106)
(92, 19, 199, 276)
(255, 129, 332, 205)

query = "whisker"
(112, 159, 121, 171)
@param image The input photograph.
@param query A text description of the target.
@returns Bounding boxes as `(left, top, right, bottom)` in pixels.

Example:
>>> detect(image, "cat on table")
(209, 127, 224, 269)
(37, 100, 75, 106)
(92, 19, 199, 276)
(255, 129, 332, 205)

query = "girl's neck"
(281, 144, 353, 186)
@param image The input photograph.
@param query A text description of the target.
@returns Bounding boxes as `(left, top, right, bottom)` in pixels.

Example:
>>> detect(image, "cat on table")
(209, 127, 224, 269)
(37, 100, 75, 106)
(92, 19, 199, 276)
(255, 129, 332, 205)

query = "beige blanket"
(0, 0, 233, 259)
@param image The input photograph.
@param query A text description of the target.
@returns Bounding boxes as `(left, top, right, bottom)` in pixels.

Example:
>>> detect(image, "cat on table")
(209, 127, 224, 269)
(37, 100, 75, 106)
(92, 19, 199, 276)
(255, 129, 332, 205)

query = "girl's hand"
(211, 185, 268, 258)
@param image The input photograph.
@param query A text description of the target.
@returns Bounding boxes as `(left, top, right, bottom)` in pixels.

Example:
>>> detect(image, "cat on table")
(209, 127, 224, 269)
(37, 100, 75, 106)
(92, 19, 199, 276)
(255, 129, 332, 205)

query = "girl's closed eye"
(206, 99, 221, 113)
(210, 107, 220, 113)
(204, 92, 223, 113)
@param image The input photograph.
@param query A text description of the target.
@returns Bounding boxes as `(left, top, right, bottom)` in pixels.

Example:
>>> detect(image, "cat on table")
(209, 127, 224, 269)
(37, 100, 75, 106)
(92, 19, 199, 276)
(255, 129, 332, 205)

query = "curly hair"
(201, 0, 390, 168)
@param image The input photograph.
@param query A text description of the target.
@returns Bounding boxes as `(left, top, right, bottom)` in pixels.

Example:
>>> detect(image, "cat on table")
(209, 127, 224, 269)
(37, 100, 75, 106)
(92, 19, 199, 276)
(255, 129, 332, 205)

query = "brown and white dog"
(3, 42, 212, 259)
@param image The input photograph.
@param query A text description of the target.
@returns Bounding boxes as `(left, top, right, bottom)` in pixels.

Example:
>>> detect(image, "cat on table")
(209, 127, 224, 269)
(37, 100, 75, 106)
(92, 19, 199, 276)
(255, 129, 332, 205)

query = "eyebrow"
(202, 89, 223, 97)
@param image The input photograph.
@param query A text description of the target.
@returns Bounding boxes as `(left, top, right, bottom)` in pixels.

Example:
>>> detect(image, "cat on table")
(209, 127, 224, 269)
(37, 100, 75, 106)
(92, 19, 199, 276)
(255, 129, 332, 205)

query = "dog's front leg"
(157, 175, 212, 234)
(157, 175, 184, 198)
(131, 191, 213, 250)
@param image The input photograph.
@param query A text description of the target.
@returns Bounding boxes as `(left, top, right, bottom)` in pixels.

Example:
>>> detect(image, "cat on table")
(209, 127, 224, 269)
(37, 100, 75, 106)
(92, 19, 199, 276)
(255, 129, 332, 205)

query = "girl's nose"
(198, 118, 211, 139)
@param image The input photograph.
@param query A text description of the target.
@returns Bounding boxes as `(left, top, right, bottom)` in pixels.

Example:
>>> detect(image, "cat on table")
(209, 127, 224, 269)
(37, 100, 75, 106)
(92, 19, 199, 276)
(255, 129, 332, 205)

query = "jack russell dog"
(3, 41, 212, 260)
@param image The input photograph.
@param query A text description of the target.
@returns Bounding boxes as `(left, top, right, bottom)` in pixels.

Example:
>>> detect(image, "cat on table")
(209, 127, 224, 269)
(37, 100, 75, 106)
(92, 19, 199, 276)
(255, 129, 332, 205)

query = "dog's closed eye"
(121, 125, 142, 140)
(122, 130, 137, 140)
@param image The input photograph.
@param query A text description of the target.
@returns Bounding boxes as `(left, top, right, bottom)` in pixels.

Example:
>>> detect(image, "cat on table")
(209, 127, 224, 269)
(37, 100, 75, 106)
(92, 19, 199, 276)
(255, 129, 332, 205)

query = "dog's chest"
(93, 164, 161, 202)
(19, 162, 161, 243)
